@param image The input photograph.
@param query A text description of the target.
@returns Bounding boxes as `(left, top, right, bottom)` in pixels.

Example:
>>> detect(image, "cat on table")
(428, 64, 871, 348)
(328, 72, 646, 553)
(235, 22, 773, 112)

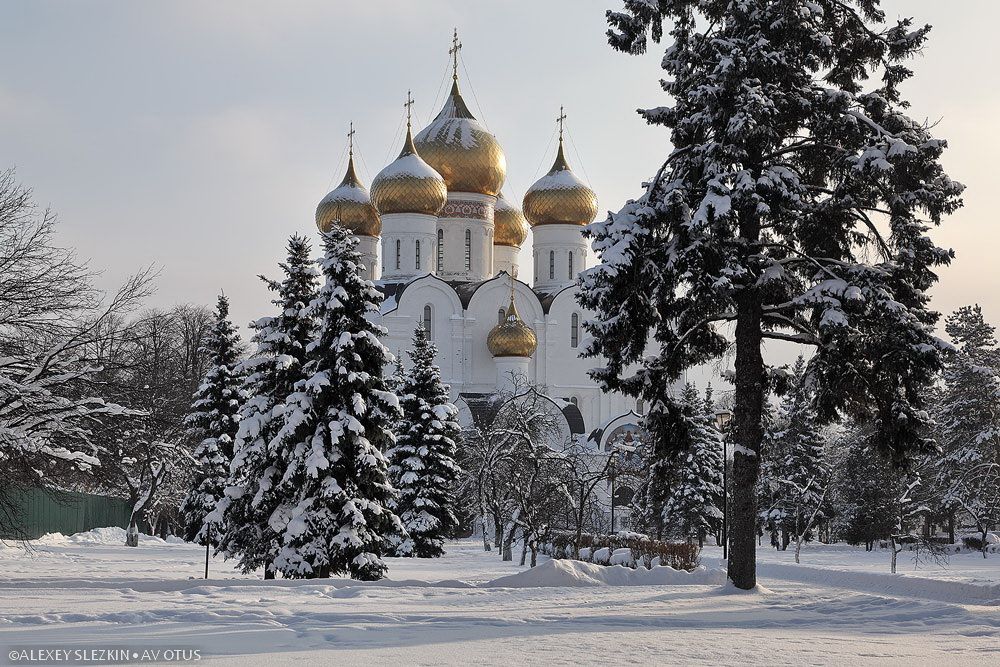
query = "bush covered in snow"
(540, 530, 700, 572)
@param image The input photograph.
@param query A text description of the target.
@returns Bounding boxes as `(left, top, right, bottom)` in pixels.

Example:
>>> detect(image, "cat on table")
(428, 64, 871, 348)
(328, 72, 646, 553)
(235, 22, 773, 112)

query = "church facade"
(313, 55, 645, 459)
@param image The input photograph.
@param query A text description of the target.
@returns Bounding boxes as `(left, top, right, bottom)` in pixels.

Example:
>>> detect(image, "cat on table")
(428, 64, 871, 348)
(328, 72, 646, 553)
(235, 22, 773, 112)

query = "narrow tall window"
(570, 313, 579, 348)
(498, 308, 505, 325)
(437, 229, 444, 271)
(637, 399, 645, 414)
(549, 251, 555, 280)
(395, 239, 401, 270)
(415, 240, 421, 271)
(568, 251, 575, 279)
(464, 229, 472, 271)
(423, 305, 432, 340)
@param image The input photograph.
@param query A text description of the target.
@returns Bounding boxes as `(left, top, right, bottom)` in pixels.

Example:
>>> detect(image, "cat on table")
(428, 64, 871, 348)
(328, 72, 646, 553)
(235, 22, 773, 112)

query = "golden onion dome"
(316, 153, 382, 237)
(522, 138, 598, 227)
(493, 192, 528, 248)
(414, 78, 506, 197)
(371, 124, 448, 216)
(487, 289, 537, 358)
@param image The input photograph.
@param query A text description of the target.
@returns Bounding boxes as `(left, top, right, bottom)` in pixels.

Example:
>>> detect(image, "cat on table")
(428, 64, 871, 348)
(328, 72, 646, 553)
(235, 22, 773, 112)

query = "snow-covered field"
(2, 530, 999, 665)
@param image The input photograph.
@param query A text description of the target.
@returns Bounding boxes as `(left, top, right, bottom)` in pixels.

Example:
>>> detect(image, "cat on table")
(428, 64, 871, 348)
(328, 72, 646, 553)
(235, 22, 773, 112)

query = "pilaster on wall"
(437, 193, 496, 283)
(531, 223, 589, 293)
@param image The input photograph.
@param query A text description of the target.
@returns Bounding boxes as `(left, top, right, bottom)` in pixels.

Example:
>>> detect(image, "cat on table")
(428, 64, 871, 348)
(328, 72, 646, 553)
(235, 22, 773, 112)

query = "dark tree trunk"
(729, 279, 765, 589)
(125, 517, 140, 547)
(318, 563, 331, 578)
(264, 560, 275, 580)
(493, 515, 503, 550)
(948, 513, 955, 544)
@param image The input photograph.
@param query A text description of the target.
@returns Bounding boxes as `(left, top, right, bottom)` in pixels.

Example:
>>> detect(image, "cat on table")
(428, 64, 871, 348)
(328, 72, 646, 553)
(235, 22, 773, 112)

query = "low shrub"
(540, 530, 701, 572)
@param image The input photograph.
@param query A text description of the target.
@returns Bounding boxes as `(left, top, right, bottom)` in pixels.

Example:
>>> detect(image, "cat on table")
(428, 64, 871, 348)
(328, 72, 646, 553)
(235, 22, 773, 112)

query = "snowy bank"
(483, 558, 726, 588)
(758, 561, 1000, 605)
(32, 527, 173, 546)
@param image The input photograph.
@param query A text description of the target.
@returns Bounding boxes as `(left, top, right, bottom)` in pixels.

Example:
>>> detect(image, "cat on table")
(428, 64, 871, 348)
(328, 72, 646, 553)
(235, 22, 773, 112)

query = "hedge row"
(540, 530, 701, 572)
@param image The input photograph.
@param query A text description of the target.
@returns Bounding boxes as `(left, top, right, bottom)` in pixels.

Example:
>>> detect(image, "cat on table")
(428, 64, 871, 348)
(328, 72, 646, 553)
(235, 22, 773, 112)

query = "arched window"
(395, 239, 401, 270)
(437, 229, 444, 271)
(415, 240, 421, 271)
(549, 251, 555, 280)
(568, 251, 575, 279)
(464, 229, 472, 271)
(570, 313, 579, 348)
(498, 308, 506, 325)
(422, 305, 433, 340)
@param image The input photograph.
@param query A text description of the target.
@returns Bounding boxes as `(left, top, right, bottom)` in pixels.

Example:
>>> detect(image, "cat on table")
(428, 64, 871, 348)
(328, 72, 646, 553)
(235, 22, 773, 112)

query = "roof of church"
(376, 272, 574, 315)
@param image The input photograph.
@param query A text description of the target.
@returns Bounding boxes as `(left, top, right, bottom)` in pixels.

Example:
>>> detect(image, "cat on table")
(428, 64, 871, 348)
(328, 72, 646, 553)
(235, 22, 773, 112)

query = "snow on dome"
(413, 79, 506, 197)
(371, 125, 448, 217)
(316, 154, 382, 237)
(523, 140, 598, 227)
(493, 192, 528, 248)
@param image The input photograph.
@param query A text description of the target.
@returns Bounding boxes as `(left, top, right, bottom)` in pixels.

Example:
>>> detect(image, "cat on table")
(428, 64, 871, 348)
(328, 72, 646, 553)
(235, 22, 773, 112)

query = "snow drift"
(483, 558, 726, 588)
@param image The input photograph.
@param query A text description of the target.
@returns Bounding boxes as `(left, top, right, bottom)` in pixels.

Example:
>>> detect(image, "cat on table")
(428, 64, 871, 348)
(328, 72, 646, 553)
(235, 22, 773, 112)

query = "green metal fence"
(0, 487, 133, 540)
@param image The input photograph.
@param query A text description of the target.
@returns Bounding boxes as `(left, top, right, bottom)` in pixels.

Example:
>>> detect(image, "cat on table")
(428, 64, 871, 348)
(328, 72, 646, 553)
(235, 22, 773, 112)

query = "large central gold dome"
(414, 79, 506, 197)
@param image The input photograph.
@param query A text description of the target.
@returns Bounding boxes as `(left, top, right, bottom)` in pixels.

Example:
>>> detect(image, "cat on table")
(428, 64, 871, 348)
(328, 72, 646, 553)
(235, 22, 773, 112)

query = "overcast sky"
(2, 0, 998, 367)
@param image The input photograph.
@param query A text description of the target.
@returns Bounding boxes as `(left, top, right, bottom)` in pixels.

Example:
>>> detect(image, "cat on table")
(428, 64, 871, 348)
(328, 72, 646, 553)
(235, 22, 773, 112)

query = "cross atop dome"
(347, 121, 355, 156)
(449, 28, 463, 81)
(404, 91, 414, 129)
(556, 106, 567, 142)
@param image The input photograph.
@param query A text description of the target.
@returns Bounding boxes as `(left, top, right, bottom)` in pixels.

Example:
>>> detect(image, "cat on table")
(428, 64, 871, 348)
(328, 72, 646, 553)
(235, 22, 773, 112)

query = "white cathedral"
(313, 46, 647, 463)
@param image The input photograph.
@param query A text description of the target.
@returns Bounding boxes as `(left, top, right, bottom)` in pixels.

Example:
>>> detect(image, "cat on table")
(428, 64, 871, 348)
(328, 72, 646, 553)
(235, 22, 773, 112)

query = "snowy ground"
(1, 530, 999, 665)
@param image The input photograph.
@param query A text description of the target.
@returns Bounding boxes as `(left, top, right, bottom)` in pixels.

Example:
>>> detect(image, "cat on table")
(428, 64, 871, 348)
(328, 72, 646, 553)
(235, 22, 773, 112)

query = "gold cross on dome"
(449, 28, 463, 81)
(556, 106, 567, 141)
(347, 121, 356, 156)
(403, 91, 415, 128)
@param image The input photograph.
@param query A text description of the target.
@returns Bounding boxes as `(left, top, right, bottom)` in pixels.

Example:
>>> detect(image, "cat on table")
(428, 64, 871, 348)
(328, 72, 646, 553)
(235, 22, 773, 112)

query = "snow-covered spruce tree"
(933, 305, 1000, 553)
(584, 1, 963, 588)
(179, 294, 244, 546)
(387, 325, 462, 558)
(759, 357, 830, 561)
(830, 425, 896, 550)
(271, 224, 402, 580)
(212, 235, 320, 577)
(660, 384, 725, 546)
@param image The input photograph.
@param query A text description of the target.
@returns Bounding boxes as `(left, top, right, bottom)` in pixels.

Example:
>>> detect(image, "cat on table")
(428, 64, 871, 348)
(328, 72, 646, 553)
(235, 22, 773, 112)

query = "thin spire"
(449, 28, 463, 82)
(341, 122, 361, 186)
(506, 272, 518, 320)
(399, 91, 418, 157)
(404, 90, 414, 131)
(552, 106, 570, 172)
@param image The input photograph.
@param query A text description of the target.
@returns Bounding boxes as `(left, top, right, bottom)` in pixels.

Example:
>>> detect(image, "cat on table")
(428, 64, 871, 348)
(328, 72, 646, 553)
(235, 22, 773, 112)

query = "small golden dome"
(316, 154, 382, 237)
(493, 192, 528, 248)
(414, 79, 506, 197)
(371, 125, 448, 216)
(522, 139, 598, 227)
(487, 288, 537, 358)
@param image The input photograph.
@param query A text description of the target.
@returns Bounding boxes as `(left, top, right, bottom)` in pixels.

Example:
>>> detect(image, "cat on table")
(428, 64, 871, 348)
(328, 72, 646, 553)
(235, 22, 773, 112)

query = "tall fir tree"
(660, 384, 725, 545)
(271, 224, 402, 580)
(830, 425, 897, 550)
(933, 305, 1000, 543)
(387, 325, 462, 558)
(179, 293, 245, 545)
(212, 235, 320, 577)
(583, 1, 963, 588)
(759, 357, 830, 550)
